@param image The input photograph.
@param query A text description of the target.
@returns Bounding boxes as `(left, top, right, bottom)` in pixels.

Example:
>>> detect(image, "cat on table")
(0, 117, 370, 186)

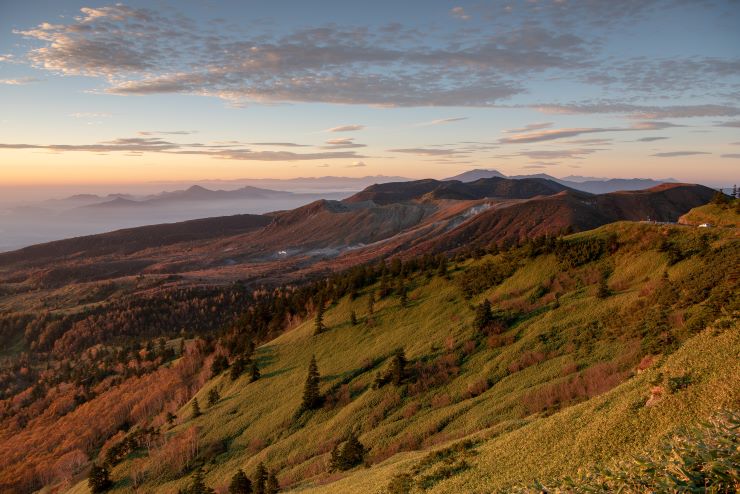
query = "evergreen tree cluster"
(329, 431, 367, 471)
(210, 354, 229, 376)
(373, 348, 407, 388)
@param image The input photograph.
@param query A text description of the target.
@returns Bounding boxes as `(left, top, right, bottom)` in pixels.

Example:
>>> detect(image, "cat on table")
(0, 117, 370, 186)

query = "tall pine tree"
(314, 299, 326, 335)
(228, 469, 252, 494)
(207, 388, 220, 407)
(183, 468, 215, 494)
(192, 397, 201, 418)
(253, 463, 267, 494)
(299, 355, 321, 412)
(265, 471, 279, 494)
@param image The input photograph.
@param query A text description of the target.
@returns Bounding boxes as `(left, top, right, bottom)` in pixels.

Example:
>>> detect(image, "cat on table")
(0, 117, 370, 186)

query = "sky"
(0, 0, 739, 187)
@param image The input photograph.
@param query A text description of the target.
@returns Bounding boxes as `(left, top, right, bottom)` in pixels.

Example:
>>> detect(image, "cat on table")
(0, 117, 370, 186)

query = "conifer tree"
(253, 463, 267, 494)
(329, 432, 367, 471)
(183, 468, 215, 494)
(88, 463, 112, 493)
(350, 310, 358, 325)
(341, 431, 367, 469)
(265, 471, 279, 494)
(399, 284, 408, 308)
(250, 361, 260, 382)
(230, 356, 245, 381)
(367, 290, 375, 316)
(192, 397, 201, 418)
(207, 388, 220, 407)
(389, 348, 407, 385)
(474, 299, 493, 331)
(228, 469, 252, 494)
(210, 354, 229, 376)
(314, 299, 325, 335)
(300, 355, 322, 412)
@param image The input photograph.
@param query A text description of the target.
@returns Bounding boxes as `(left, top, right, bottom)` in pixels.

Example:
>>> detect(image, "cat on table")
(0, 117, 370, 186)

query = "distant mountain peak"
(444, 169, 506, 181)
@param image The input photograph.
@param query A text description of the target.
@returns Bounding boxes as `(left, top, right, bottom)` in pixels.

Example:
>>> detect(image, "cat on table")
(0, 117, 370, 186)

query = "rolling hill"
(31, 219, 738, 494)
(0, 184, 736, 493)
(0, 181, 716, 291)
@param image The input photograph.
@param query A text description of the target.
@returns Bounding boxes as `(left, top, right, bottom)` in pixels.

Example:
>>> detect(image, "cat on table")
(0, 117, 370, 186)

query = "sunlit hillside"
(54, 220, 739, 493)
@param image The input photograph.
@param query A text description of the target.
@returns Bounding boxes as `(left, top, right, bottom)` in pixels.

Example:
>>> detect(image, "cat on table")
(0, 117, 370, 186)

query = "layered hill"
(0, 181, 716, 293)
(0, 181, 736, 493)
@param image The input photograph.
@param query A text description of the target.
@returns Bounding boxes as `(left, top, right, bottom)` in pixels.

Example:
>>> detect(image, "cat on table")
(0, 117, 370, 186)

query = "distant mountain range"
(1, 176, 716, 287)
(0, 173, 705, 253)
(444, 169, 679, 194)
(79, 185, 304, 209)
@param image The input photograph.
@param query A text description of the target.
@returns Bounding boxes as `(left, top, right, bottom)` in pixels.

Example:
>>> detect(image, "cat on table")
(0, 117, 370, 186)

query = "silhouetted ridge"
(344, 177, 573, 204)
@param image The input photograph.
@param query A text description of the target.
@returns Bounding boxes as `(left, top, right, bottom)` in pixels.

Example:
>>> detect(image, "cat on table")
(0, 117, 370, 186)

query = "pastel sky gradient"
(0, 0, 739, 186)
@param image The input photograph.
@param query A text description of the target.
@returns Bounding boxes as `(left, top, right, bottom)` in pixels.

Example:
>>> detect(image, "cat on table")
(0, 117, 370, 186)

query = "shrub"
(667, 374, 692, 393)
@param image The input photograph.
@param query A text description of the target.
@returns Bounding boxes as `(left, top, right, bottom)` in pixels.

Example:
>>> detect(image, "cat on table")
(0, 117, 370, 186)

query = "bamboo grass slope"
(64, 220, 738, 493)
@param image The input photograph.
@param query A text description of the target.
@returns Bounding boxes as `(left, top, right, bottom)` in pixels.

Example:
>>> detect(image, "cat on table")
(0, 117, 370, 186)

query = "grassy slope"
(679, 203, 739, 227)
(70, 222, 739, 493)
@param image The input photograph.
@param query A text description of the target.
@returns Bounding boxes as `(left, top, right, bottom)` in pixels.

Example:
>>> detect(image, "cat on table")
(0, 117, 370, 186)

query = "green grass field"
(67, 221, 739, 493)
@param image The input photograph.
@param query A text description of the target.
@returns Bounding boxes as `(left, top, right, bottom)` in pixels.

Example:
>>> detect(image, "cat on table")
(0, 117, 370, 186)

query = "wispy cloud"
(69, 112, 111, 119)
(388, 147, 462, 156)
(323, 137, 366, 149)
(505, 122, 553, 133)
(250, 142, 310, 147)
(651, 151, 711, 158)
(720, 153, 740, 159)
(716, 120, 740, 128)
(328, 124, 365, 132)
(635, 136, 668, 142)
(417, 117, 468, 126)
(0, 77, 39, 85)
(346, 161, 367, 167)
(534, 103, 740, 119)
(500, 121, 679, 144)
(0, 136, 365, 161)
(137, 130, 195, 136)
(515, 148, 602, 160)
